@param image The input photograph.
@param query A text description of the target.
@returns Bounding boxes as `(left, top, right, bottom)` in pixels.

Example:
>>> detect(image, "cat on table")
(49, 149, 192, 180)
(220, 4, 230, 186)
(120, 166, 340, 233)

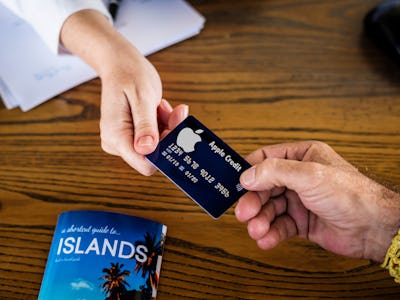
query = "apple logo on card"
(176, 127, 203, 153)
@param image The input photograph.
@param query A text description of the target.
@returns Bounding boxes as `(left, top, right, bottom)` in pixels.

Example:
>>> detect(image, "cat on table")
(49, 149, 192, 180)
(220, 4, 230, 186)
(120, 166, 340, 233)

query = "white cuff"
(1, 0, 112, 54)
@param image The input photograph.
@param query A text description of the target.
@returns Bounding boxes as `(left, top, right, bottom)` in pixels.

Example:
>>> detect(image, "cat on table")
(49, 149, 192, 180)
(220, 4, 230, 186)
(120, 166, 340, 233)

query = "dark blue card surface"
(146, 115, 251, 219)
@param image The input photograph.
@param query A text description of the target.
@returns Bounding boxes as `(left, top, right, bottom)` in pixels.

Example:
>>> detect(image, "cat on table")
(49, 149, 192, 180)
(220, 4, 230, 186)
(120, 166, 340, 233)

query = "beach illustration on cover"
(38, 210, 167, 300)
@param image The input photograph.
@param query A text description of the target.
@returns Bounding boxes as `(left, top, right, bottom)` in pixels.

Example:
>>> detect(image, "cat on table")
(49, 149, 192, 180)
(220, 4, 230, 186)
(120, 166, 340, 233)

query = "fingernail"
(234, 205, 241, 218)
(241, 166, 256, 186)
(137, 135, 154, 147)
(181, 105, 189, 119)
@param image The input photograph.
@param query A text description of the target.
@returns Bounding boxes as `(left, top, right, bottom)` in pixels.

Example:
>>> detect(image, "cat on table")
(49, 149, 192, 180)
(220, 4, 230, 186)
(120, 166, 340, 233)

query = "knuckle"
(310, 140, 332, 152)
(134, 119, 154, 132)
(307, 162, 328, 185)
(264, 157, 280, 171)
(100, 140, 113, 154)
(100, 133, 119, 156)
(130, 84, 161, 106)
(99, 125, 120, 153)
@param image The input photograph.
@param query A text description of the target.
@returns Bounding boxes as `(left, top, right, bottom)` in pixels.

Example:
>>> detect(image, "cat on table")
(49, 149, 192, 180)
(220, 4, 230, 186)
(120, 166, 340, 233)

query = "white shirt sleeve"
(0, 0, 112, 54)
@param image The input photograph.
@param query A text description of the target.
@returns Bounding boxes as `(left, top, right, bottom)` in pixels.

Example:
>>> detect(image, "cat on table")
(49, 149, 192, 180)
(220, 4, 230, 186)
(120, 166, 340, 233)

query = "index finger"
(246, 141, 316, 165)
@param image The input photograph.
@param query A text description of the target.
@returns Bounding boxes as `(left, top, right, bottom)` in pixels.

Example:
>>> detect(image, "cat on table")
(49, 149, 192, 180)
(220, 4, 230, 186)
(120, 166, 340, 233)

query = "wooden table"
(1, 0, 400, 299)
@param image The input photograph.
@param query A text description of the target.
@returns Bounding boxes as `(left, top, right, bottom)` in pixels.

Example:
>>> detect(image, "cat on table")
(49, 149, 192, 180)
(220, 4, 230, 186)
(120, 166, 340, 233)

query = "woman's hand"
(60, 9, 188, 175)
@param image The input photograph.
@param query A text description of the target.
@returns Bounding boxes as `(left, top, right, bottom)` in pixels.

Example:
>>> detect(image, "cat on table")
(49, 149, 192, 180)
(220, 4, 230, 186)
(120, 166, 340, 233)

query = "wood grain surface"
(1, 0, 400, 299)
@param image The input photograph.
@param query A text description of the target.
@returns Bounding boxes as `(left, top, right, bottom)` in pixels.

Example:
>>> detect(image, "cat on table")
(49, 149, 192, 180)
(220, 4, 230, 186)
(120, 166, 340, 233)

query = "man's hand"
(235, 141, 400, 262)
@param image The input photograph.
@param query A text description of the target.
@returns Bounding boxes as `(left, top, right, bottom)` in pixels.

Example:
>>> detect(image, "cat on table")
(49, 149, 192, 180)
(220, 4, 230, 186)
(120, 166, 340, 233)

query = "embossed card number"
(146, 116, 251, 219)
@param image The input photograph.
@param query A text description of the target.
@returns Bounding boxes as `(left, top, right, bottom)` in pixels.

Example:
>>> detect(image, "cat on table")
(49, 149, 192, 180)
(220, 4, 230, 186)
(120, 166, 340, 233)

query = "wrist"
(60, 9, 132, 75)
(364, 183, 400, 262)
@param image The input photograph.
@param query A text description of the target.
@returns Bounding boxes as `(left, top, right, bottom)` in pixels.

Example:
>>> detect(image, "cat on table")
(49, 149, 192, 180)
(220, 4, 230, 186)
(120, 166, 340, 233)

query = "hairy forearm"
(364, 179, 400, 262)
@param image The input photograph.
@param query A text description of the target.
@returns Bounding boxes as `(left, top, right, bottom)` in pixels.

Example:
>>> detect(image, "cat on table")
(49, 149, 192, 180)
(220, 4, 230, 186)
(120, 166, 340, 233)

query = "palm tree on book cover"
(101, 262, 130, 300)
(100, 232, 165, 300)
(133, 232, 165, 292)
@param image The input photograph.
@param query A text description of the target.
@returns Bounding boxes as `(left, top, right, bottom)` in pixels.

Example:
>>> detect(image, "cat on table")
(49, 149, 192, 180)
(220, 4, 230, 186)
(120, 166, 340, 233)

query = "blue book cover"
(38, 210, 167, 300)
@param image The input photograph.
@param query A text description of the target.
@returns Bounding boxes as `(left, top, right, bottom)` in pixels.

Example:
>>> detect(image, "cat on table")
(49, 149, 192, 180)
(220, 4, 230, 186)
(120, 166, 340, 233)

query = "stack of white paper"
(0, 0, 205, 111)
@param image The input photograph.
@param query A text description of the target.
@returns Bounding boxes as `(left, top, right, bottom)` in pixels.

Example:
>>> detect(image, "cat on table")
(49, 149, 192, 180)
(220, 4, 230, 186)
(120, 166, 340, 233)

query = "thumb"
(132, 99, 159, 155)
(240, 158, 323, 193)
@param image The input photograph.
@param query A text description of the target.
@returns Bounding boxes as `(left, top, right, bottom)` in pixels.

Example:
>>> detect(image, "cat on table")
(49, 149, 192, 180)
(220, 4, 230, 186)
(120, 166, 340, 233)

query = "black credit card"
(146, 116, 251, 219)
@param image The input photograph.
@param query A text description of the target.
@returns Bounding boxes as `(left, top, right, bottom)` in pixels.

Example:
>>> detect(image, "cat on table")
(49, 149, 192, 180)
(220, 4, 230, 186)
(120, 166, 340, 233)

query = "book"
(0, 0, 205, 111)
(38, 210, 167, 300)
